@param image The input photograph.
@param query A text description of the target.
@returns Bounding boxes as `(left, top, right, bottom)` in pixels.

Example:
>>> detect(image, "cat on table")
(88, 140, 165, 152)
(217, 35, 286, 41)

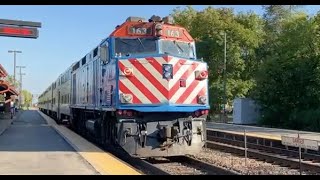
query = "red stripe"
(119, 62, 160, 103)
(172, 59, 186, 77)
(129, 60, 169, 98)
(169, 62, 199, 99)
(191, 86, 206, 104)
(163, 56, 172, 63)
(175, 79, 200, 104)
(144, 57, 162, 75)
(191, 96, 197, 104)
(119, 81, 141, 104)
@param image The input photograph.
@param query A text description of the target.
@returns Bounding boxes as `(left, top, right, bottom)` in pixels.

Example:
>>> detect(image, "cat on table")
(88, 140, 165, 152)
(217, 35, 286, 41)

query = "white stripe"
(153, 57, 167, 64)
(170, 63, 205, 103)
(121, 60, 167, 103)
(119, 77, 151, 104)
(183, 80, 207, 104)
(168, 56, 180, 65)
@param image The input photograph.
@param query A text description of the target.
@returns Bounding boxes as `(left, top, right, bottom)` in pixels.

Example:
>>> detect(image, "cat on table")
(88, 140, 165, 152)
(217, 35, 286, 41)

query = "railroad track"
(206, 132, 320, 174)
(62, 123, 237, 175)
(93, 139, 237, 175)
(80, 136, 238, 175)
(64, 124, 239, 175)
(145, 156, 238, 175)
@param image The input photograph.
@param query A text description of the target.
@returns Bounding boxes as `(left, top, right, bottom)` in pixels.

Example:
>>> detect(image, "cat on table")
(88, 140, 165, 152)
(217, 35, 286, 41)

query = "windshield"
(114, 38, 157, 56)
(160, 40, 195, 59)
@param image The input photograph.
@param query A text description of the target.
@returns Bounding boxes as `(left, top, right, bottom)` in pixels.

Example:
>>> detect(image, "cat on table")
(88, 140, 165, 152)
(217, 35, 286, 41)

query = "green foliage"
(0, 94, 4, 102)
(252, 12, 320, 131)
(171, 5, 320, 131)
(171, 6, 265, 111)
(5, 75, 19, 87)
(21, 89, 32, 107)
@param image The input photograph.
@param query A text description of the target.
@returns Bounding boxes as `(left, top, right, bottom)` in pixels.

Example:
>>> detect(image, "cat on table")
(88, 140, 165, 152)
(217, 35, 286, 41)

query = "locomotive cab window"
(114, 37, 157, 56)
(160, 40, 196, 60)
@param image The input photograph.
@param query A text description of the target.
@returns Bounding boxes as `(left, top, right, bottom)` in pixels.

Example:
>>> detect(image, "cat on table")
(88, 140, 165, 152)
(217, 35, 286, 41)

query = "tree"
(257, 5, 306, 62)
(171, 5, 320, 131)
(21, 89, 32, 108)
(252, 11, 320, 131)
(171, 6, 265, 111)
(4, 75, 19, 87)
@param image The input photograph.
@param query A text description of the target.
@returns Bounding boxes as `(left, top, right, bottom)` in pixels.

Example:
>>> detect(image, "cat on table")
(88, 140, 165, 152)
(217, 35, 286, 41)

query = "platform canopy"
(0, 64, 18, 96)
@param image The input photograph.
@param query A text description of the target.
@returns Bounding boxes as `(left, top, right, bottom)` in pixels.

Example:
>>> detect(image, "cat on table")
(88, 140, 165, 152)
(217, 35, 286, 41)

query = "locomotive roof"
(109, 16, 194, 42)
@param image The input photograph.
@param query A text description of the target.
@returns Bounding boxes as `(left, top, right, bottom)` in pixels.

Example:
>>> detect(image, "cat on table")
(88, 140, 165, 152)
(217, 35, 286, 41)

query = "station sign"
(281, 135, 319, 150)
(0, 25, 38, 39)
(0, 19, 41, 39)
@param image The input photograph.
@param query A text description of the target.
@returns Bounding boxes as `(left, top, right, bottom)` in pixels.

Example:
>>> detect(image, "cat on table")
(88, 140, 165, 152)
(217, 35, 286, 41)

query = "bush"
(253, 55, 320, 131)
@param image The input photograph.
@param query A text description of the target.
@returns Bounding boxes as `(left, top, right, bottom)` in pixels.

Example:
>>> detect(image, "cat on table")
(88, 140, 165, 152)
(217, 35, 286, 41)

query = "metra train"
(38, 15, 210, 157)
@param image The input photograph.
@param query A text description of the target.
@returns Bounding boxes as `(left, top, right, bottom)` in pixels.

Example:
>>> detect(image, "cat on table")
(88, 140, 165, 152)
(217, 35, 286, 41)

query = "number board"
(128, 26, 152, 35)
(165, 29, 181, 38)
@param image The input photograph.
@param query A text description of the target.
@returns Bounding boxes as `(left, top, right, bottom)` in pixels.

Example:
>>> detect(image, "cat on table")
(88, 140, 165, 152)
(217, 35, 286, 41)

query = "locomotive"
(38, 15, 210, 157)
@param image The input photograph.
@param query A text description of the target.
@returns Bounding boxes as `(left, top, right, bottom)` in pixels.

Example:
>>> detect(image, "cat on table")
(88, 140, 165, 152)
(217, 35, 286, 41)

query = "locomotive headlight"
(155, 23, 163, 37)
(155, 23, 163, 30)
(162, 64, 173, 79)
(198, 96, 207, 104)
(121, 93, 133, 103)
(164, 65, 171, 72)
(164, 72, 172, 79)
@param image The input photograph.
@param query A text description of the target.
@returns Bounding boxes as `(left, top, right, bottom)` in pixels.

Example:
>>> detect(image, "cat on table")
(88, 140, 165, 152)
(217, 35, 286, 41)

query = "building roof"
(0, 64, 8, 78)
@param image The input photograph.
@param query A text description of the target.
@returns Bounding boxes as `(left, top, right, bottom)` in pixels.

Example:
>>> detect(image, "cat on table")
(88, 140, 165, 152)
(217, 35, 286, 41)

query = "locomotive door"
(100, 43, 109, 107)
(72, 73, 77, 104)
(86, 64, 89, 104)
(92, 60, 98, 106)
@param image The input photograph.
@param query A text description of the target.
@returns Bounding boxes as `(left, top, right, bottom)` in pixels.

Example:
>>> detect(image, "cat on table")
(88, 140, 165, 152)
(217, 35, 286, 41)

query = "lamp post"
(8, 50, 22, 84)
(223, 32, 227, 122)
(16, 66, 26, 108)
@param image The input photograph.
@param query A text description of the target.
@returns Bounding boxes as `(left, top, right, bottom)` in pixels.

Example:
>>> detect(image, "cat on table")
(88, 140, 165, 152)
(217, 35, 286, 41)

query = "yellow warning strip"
(207, 128, 281, 141)
(37, 110, 142, 175)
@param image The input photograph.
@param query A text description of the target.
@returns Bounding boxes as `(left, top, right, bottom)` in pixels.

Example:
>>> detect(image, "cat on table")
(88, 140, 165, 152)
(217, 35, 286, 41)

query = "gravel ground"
(189, 148, 314, 175)
(152, 161, 207, 175)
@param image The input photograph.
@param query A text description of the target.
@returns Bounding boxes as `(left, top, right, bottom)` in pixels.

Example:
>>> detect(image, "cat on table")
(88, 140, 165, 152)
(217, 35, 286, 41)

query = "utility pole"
(223, 32, 227, 122)
(16, 66, 26, 108)
(8, 50, 22, 84)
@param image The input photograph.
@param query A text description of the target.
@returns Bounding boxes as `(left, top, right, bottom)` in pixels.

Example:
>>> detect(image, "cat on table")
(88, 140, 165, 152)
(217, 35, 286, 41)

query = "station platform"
(0, 109, 141, 175)
(206, 122, 320, 143)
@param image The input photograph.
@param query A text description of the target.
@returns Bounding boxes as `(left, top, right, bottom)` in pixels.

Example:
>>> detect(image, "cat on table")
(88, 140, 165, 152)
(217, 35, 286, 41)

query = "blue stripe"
(117, 104, 209, 112)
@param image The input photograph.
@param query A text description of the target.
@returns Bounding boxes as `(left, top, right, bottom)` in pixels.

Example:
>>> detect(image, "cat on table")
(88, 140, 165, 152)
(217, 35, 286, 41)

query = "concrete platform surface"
(38, 110, 141, 175)
(0, 110, 99, 175)
(207, 122, 320, 143)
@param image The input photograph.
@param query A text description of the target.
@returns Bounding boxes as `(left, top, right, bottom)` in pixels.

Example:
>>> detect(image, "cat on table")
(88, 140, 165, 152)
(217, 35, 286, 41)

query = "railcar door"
(57, 91, 60, 120)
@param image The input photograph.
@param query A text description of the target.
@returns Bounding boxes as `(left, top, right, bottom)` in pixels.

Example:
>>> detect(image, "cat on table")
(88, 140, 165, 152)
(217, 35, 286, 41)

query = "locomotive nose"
(118, 55, 208, 106)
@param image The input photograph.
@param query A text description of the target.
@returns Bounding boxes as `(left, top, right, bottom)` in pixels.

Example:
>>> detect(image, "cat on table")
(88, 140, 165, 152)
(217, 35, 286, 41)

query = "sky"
(0, 5, 319, 97)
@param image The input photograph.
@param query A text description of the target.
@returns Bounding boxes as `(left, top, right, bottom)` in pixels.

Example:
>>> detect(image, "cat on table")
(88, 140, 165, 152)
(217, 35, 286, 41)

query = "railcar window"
(114, 38, 156, 56)
(73, 62, 80, 72)
(81, 57, 86, 65)
(160, 40, 195, 59)
(93, 47, 98, 57)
